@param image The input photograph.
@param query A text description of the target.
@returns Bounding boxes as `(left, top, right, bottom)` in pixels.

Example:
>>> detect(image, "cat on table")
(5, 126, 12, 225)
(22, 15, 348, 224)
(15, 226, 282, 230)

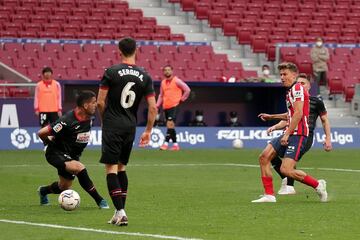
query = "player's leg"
(169, 107, 179, 150)
(65, 160, 109, 208)
(117, 164, 128, 208)
(280, 136, 328, 202)
(105, 163, 128, 226)
(38, 151, 72, 205)
(100, 129, 128, 225)
(252, 143, 278, 203)
(271, 155, 296, 195)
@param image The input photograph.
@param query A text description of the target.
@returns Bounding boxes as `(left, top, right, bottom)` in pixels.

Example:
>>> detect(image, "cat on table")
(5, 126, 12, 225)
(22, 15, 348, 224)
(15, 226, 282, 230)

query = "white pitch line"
(1, 163, 360, 173)
(0, 219, 203, 240)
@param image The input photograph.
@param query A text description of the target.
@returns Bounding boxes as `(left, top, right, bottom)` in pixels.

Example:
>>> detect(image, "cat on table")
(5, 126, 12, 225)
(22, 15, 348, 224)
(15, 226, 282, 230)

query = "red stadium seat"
(194, 2, 211, 20)
(181, 0, 195, 11)
(14, 6, 32, 15)
(135, 25, 153, 35)
(170, 34, 185, 42)
(94, 32, 113, 40)
(43, 23, 61, 33)
(11, 15, 28, 24)
(57, 0, 76, 8)
(141, 17, 157, 26)
(280, 47, 297, 63)
(38, 31, 57, 39)
(108, 8, 127, 18)
(73, 8, 89, 17)
(122, 17, 140, 26)
(23, 23, 42, 32)
(62, 24, 80, 33)
(66, 16, 85, 25)
(236, 27, 253, 44)
(151, 33, 169, 41)
(104, 16, 122, 25)
(21, 0, 38, 7)
(30, 15, 47, 24)
(81, 24, 99, 33)
(90, 9, 107, 17)
(251, 35, 268, 53)
(261, 12, 277, 20)
(127, 9, 143, 18)
(53, 7, 71, 16)
(48, 16, 64, 24)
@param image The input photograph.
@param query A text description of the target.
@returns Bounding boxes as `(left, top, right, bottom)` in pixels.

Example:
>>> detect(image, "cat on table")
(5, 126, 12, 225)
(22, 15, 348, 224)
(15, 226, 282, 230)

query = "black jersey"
(47, 110, 92, 159)
(308, 96, 327, 134)
(100, 63, 155, 131)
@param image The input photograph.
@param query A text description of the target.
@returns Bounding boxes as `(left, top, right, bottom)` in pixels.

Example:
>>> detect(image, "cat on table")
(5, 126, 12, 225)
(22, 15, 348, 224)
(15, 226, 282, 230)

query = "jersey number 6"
(121, 82, 136, 109)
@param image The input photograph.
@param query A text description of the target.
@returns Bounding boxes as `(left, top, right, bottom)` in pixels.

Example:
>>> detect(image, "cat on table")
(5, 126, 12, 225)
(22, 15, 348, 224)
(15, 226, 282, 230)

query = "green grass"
(1, 149, 360, 240)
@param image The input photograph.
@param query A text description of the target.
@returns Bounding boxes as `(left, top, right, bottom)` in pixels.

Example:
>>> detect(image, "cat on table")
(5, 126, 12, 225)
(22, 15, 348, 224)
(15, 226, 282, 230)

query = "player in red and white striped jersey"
(252, 62, 328, 203)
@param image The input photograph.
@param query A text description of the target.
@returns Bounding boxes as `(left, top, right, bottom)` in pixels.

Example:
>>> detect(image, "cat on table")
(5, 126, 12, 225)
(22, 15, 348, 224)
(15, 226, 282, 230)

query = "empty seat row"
(1, 0, 129, 9)
(0, 7, 141, 17)
(0, 43, 252, 82)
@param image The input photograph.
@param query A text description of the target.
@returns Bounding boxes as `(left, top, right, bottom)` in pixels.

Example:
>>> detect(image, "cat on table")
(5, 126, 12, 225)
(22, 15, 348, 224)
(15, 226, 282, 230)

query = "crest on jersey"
(53, 123, 63, 133)
(294, 90, 303, 98)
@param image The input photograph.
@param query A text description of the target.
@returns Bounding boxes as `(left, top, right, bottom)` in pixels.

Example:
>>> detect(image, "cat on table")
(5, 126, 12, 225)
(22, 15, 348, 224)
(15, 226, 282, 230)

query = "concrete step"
(170, 24, 202, 33)
(127, 0, 162, 8)
(155, 16, 188, 25)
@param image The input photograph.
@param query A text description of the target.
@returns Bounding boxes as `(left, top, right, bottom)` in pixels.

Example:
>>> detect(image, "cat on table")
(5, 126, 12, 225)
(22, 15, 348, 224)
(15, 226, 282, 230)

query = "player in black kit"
(37, 90, 109, 209)
(258, 73, 332, 194)
(97, 37, 157, 226)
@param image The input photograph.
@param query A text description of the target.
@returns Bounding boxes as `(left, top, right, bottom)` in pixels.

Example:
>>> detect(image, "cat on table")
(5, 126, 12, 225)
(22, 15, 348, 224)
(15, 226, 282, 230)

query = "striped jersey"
(286, 82, 309, 136)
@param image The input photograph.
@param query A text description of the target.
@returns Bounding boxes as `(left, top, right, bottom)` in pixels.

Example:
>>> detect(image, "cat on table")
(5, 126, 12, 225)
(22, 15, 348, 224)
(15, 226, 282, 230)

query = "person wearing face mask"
(310, 37, 329, 94)
(228, 111, 242, 127)
(156, 65, 191, 150)
(260, 65, 276, 83)
(189, 110, 207, 127)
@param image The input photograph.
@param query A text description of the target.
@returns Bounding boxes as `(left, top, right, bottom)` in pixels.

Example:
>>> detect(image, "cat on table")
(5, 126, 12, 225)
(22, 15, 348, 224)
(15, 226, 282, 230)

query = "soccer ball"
(58, 190, 80, 211)
(232, 139, 244, 149)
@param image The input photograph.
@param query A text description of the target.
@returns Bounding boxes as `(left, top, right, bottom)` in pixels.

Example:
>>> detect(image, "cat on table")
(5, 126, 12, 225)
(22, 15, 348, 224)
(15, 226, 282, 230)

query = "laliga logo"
(11, 128, 31, 149)
(149, 128, 165, 148)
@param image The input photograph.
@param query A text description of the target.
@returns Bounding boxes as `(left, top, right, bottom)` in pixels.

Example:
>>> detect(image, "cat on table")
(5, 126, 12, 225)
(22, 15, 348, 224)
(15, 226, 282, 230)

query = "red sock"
(261, 176, 274, 195)
(302, 175, 319, 188)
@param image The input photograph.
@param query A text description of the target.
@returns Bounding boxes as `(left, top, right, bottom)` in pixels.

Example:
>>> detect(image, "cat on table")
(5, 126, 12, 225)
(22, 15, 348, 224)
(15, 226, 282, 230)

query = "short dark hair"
(42, 67, 53, 74)
(76, 90, 96, 107)
(118, 37, 136, 57)
(262, 64, 270, 70)
(296, 73, 311, 82)
(277, 62, 298, 73)
(163, 65, 173, 70)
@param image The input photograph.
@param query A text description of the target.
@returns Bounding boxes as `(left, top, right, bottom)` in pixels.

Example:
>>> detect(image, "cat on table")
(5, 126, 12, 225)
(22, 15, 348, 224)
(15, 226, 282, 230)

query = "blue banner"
(0, 127, 358, 150)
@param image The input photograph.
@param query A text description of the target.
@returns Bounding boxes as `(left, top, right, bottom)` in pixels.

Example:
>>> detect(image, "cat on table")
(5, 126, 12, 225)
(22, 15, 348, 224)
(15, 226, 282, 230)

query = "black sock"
(118, 171, 128, 208)
(77, 169, 103, 204)
(271, 156, 286, 179)
(165, 128, 171, 142)
(41, 181, 62, 195)
(106, 173, 124, 210)
(169, 128, 177, 143)
(287, 176, 295, 186)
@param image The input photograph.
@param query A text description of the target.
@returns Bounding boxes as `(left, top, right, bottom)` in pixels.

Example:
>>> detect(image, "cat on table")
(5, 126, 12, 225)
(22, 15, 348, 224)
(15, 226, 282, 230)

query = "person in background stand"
(310, 37, 329, 95)
(157, 65, 191, 151)
(189, 110, 207, 127)
(34, 67, 62, 128)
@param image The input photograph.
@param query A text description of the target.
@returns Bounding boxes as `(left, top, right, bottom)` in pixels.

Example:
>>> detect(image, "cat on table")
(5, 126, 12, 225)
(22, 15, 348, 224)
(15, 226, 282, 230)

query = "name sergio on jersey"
(118, 68, 144, 81)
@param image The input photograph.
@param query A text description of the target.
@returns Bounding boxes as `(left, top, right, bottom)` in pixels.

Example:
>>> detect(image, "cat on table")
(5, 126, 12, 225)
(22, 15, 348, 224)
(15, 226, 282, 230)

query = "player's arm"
(38, 125, 55, 145)
(175, 78, 191, 102)
(320, 113, 332, 151)
(139, 95, 157, 146)
(310, 48, 319, 62)
(156, 85, 163, 109)
(97, 87, 108, 123)
(34, 83, 39, 116)
(267, 120, 287, 135)
(319, 48, 330, 61)
(258, 112, 287, 121)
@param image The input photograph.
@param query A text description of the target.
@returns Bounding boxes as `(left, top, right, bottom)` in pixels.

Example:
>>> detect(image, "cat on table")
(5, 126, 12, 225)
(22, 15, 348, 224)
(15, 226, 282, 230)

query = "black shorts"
(164, 106, 178, 122)
(39, 112, 59, 128)
(45, 148, 77, 180)
(100, 129, 135, 165)
(270, 134, 308, 161)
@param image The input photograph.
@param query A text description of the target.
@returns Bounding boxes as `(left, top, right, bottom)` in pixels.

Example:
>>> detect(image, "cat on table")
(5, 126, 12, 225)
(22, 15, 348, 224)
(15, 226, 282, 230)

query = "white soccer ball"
(58, 190, 80, 211)
(232, 139, 244, 149)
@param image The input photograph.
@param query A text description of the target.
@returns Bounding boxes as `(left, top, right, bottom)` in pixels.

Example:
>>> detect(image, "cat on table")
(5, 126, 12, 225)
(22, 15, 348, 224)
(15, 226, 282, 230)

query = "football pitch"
(1, 149, 360, 240)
